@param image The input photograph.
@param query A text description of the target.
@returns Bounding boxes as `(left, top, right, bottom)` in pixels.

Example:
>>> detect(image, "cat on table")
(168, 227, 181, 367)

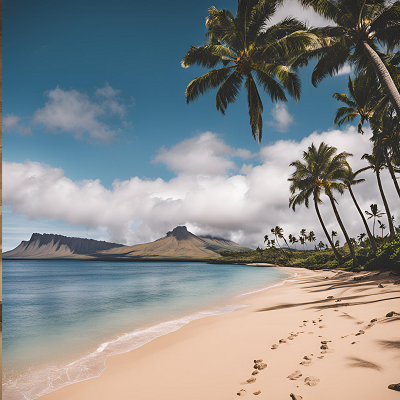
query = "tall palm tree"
(362, 152, 395, 238)
(342, 164, 378, 253)
(308, 230, 316, 245)
(365, 204, 384, 237)
(295, 0, 400, 115)
(271, 226, 283, 250)
(289, 142, 359, 267)
(289, 143, 343, 264)
(182, 0, 322, 142)
(370, 105, 400, 199)
(333, 73, 385, 133)
(331, 230, 338, 243)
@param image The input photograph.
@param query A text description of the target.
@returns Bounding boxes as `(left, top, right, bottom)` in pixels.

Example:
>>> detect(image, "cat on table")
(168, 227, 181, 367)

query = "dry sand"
(40, 267, 400, 400)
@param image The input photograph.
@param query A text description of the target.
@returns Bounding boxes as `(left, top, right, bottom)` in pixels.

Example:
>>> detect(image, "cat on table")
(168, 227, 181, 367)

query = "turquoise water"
(3, 260, 290, 400)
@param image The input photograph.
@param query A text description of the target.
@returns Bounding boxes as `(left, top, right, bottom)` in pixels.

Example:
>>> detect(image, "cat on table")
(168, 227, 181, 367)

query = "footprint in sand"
(287, 370, 302, 380)
(253, 362, 267, 371)
(237, 389, 247, 396)
(241, 377, 256, 385)
(388, 383, 400, 392)
(290, 394, 303, 400)
(305, 376, 320, 386)
(252, 371, 258, 376)
(271, 344, 279, 349)
(253, 390, 261, 395)
(279, 339, 287, 344)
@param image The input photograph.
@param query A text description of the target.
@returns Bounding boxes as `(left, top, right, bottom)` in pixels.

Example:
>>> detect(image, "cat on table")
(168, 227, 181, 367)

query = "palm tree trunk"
(384, 150, 400, 199)
(362, 41, 400, 116)
(376, 170, 395, 238)
(348, 186, 377, 253)
(313, 195, 343, 264)
(328, 196, 359, 268)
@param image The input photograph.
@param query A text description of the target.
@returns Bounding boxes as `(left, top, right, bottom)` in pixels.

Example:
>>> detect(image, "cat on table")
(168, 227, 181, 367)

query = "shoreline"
(38, 266, 400, 400)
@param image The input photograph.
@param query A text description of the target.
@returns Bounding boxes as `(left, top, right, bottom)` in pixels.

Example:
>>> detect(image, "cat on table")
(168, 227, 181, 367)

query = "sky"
(3, 0, 399, 252)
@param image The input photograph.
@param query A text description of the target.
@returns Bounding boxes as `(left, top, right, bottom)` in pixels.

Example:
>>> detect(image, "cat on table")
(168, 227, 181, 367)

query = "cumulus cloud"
(267, 103, 294, 132)
(3, 114, 33, 136)
(335, 64, 352, 77)
(152, 132, 253, 175)
(31, 84, 128, 142)
(3, 129, 399, 249)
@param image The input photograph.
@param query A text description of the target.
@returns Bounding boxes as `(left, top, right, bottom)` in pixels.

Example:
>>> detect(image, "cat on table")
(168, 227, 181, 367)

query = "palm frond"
(216, 71, 244, 114)
(245, 74, 264, 142)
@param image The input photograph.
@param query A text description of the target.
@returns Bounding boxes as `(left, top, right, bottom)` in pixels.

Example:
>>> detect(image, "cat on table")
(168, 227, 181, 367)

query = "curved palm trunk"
(313, 196, 343, 264)
(362, 41, 400, 116)
(282, 237, 294, 256)
(347, 186, 377, 253)
(376, 170, 395, 238)
(384, 150, 400, 199)
(328, 196, 359, 268)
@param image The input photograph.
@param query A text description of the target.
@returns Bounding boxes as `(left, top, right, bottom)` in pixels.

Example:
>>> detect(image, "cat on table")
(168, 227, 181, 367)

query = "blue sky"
(4, 0, 399, 251)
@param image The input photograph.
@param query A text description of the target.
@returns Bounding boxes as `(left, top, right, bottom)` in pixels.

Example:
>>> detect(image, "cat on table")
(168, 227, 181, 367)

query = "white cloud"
(3, 128, 399, 249)
(267, 103, 294, 132)
(31, 84, 128, 142)
(3, 114, 33, 136)
(335, 64, 352, 77)
(269, 0, 333, 27)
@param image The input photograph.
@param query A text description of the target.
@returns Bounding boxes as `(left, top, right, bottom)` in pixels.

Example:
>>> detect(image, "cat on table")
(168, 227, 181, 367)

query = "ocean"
(2, 260, 290, 400)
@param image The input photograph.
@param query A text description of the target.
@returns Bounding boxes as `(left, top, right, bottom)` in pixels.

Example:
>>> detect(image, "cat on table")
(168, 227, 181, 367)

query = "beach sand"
(40, 267, 400, 400)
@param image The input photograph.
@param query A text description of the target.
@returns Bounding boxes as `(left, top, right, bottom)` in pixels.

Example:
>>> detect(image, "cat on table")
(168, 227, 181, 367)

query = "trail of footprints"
(236, 293, 399, 398)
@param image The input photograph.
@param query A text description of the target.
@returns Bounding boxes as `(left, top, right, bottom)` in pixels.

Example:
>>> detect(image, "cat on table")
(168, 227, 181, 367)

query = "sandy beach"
(39, 266, 400, 400)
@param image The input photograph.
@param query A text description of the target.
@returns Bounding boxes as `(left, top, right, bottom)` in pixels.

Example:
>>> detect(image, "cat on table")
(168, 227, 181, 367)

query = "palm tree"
(308, 230, 316, 246)
(333, 73, 385, 133)
(342, 164, 378, 253)
(289, 142, 360, 267)
(300, 228, 308, 249)
(378, 220, 386, 238)
(289, 143, 343, 264)
(182, 0, 322, 142)
(331, 230, 338, 244)
(370, 105, 400, 199)
(357, 232, 366, 245)
(271, 226, 283, 250)
(362, 152, 395, 238)
(295, 0, 400, 115)
(365, 204, 384, 238)
(288, 233, 298, 249)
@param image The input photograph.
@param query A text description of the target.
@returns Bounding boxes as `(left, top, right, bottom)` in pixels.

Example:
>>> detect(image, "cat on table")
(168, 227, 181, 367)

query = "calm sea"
(2, 260, 290, 400)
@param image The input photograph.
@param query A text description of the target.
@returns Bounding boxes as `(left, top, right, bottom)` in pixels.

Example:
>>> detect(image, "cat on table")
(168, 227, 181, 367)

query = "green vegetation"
(219, 234, 400, 272)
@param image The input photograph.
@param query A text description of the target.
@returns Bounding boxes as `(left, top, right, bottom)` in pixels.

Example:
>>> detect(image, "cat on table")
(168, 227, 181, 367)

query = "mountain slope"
(3, 227, 251, 260)
(3, 233, 124, 259)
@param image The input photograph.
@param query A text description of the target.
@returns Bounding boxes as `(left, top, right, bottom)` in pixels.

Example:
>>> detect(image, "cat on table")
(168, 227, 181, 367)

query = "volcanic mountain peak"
(166, 226, 192, 240)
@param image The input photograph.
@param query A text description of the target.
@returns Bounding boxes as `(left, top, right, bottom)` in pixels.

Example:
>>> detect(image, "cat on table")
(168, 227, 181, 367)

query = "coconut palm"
(289, 142, 360, 267)
(271, 226, 284, 250)
(300, 228, 308, 249)
(362, 152, 395, 238)
(182, 0, 322, 142)
(308, 230, 316, 245)
(342, 164, 378, 253)
(365, 204, 384, 237)
(294, 0, 400, 115)
(333, 73, 385, 133)
(331, 230, 338, 243)
(378, 220, 386, 238)
(289, 143, 343, 264)
(370, 105, 400, 199)
(358, 232, 366, 245)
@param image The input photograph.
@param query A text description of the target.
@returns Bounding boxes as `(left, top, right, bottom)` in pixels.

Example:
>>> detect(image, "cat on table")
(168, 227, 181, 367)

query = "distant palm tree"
(271, 226, 283, 251)
(300, 228, 308, 249)
(295, 0, 400, 114)
(378, 220, 386, 239)
(290, 142, 359, 267)
(182, 0, 322, 142)
(331, 230, 338, 244)
(362, 152, 395, 239)
(357, 232, 366, 245)
(308, 231, 316, 245)
(289, 143, 344, 264)
(365, 204, 384, 238)
(342, 164, 377, 253)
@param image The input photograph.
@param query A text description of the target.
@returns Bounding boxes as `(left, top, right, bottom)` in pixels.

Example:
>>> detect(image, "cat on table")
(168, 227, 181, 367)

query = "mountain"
(2, 233, 124, 259)
(3, 227, 251, 260)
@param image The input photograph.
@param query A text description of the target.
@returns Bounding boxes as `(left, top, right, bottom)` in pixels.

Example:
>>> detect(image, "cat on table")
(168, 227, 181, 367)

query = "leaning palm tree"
(365, 204, 384, 237)
(370, 105, 400, 199)
(289, 142, 359, 267)
(182, 0, 322, 141)
(331, 230, 338, 243)
(342, 164, 378, 253)
(271, 226, 283, 250)
(362, 152, 396, 238)
(295, 0, 400, 115)
(289, 143, 343, 264)
(333, 73, 385, 133)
